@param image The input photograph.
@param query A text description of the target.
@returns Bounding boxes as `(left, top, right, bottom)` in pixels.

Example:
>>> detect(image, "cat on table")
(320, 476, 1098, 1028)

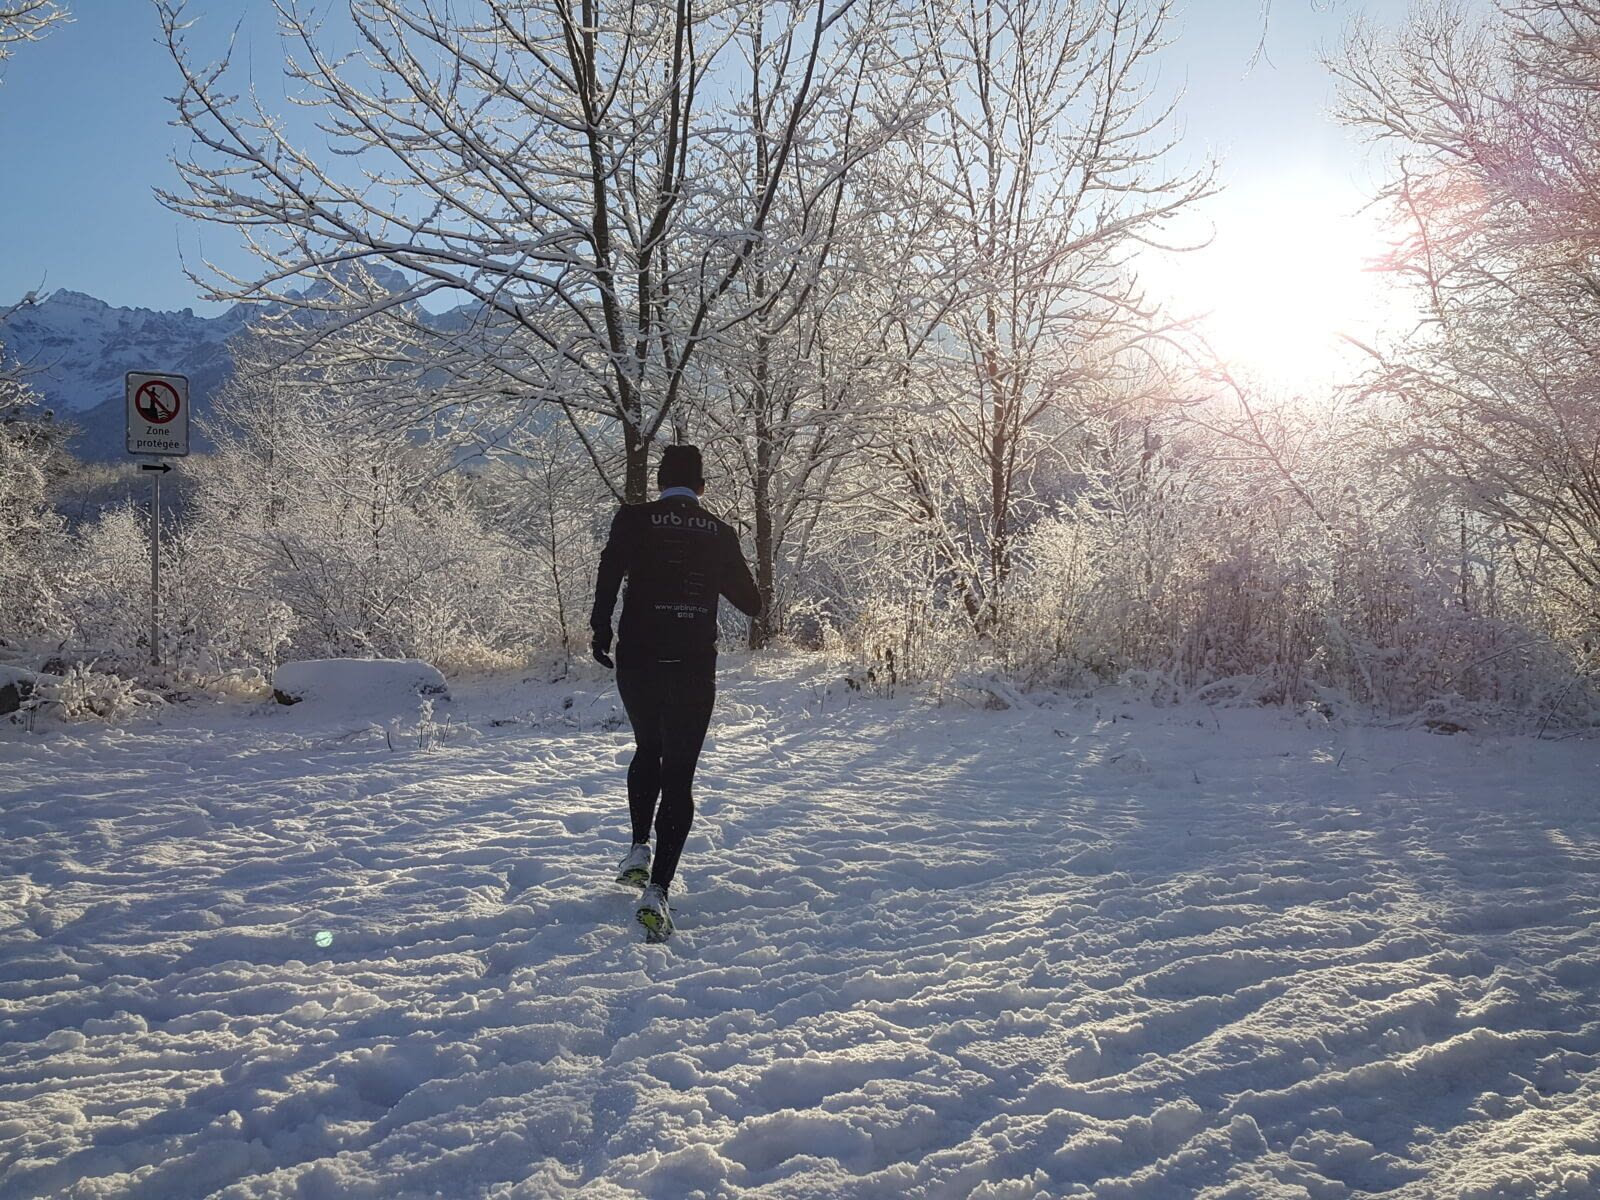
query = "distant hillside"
(0, 281, 555, 464)
(0, 290, 251, 461)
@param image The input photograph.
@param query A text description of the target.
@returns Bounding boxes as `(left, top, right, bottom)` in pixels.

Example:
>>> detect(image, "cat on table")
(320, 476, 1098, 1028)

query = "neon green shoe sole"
(637, 907, 673, 943)
(616, 867, 649, 888)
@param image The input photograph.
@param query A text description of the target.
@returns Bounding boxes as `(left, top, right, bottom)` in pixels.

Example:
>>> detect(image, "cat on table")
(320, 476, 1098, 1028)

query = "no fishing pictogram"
(134, 379, 181, 425)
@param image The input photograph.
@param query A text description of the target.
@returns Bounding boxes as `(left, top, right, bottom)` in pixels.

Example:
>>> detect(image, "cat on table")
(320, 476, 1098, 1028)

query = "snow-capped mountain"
(0, 269, 457, 462)
(0, 289, 253, 461)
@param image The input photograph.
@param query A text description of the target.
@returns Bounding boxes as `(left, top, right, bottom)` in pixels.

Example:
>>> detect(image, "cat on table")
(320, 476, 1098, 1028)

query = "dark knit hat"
(658, 443, 705, 491)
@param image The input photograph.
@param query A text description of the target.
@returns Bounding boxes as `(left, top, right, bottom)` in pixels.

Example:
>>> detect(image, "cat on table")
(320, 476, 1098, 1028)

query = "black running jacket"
(590, 496, 762, 667)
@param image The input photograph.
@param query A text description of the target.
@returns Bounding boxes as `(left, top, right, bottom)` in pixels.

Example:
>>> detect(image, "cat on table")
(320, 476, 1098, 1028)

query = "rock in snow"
(271, 657, 449, 709)
(0, 664, 56, 715)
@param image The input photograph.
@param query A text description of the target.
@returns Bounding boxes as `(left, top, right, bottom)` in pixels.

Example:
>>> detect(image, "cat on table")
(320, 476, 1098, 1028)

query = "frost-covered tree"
(0, 1, 66, 66)
(1334, 0, 1600, 637)
(864, 0, 1211, 637)
(0, 338, 71, 642)
(469, 423, 610, 669)
(0, 4, 105, 653)
(0, 3, 72, 627)
(689, 6, 920, 645)
(158, 0, 907, 503)
(0, 97, 75, 650)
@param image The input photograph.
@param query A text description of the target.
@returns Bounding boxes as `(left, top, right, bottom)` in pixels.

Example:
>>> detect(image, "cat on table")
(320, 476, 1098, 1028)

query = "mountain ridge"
(1, 288, 251, 460)
(0, 274, 454, 462)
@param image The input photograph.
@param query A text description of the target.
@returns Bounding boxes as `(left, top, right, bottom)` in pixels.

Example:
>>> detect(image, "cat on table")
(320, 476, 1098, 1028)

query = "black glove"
(592, 633, 614, 669)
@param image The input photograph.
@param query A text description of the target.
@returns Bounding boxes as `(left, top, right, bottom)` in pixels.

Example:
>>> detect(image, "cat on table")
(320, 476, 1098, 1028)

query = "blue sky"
(0, 1, 1483, 341)
(0, 1, 337, 314)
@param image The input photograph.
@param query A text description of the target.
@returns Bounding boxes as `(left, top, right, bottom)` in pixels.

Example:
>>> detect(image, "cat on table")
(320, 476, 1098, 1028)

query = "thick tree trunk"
(623, 417, 650, 505)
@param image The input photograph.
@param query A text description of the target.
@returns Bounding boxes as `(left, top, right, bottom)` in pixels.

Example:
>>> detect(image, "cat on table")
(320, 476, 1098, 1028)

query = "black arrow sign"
(139, 462, 173, 473)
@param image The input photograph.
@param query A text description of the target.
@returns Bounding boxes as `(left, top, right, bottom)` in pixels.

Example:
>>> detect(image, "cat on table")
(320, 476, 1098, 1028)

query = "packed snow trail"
(2, 655, 1597, 1199)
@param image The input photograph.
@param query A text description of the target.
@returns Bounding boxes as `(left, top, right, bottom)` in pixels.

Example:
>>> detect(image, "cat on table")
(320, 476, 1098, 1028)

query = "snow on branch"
(157, 0, 916, 501)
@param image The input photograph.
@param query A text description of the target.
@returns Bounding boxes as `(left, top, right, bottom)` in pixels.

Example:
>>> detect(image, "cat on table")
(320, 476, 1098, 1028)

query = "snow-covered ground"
(3, 654, 1598, 1199)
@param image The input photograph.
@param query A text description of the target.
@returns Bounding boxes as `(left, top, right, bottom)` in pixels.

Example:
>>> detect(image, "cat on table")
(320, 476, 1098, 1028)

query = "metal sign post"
(126, 372, 189, 667)
(152, 467, 159, 665)
(140, 462, 172, 665)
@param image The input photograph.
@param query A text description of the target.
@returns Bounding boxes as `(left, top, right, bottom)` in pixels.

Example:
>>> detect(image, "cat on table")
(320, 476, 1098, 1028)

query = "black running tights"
(615, 661, 716, 890)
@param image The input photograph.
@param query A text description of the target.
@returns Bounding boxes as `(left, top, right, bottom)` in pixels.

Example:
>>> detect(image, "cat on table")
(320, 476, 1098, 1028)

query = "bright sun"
(1147, 175, 1399, 393)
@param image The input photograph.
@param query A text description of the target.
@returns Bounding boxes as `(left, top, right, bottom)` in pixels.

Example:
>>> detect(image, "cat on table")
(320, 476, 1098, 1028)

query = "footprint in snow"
(504, 859, 543, 897)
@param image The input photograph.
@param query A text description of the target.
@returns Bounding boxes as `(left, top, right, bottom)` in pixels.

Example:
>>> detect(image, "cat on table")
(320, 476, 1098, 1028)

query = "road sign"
(125, 370, 188, 666)
(126, 371, 190, 457)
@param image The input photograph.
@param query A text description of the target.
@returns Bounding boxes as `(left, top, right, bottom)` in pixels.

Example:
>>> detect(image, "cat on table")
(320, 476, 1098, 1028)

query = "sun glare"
(1150, 178, 1398, 394)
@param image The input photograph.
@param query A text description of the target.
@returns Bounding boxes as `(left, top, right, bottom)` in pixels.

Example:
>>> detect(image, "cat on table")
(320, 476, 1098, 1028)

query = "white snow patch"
(2, 653, 1597, 1198)
(271, 657, 448, 712)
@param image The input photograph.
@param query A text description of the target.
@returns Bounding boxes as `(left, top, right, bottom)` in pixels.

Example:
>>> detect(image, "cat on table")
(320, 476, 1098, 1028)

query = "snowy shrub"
(1168, 519, 1322, 703)
(196, 666, 274, 702)
(0, 369, 72, 640)
(999, 515, 1120, 687)
(37, 663, 162, 722)
(155, 335, 597, 677)
(54, 505, 152, 654)
(804, 383, 1599, 728)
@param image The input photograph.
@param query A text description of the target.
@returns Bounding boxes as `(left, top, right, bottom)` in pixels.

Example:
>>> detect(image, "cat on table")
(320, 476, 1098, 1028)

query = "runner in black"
(590, 444, 761, 941)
